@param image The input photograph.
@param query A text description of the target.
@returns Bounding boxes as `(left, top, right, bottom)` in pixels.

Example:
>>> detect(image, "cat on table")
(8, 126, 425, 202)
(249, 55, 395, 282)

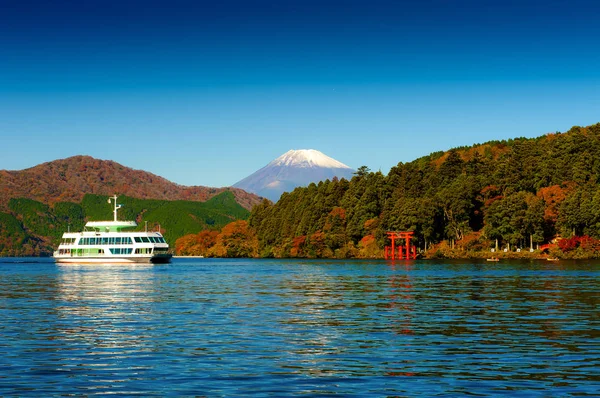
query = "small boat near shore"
(486, 257, 500, 262)
(53, 195, 172, 264)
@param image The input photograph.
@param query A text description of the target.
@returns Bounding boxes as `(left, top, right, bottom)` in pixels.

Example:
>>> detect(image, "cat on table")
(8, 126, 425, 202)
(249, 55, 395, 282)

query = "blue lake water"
(0, 257, 598, 396)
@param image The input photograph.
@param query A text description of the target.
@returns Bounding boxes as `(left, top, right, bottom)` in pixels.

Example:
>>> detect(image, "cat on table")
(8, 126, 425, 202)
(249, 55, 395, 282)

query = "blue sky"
(1, 0, 599, 187)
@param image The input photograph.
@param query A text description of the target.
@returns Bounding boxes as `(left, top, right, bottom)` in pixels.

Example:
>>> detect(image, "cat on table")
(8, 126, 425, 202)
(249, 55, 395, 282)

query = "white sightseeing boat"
(53, 195, 172, 264)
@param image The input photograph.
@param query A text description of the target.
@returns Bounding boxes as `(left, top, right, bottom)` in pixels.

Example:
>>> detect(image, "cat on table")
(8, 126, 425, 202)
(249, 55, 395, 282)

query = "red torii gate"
(385, 231, 417, 260)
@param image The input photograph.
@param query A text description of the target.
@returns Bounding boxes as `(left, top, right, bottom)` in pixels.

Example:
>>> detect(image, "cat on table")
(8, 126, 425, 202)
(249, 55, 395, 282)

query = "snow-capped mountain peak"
(269, 149, 352, 169)
(233, 149, 355, 202)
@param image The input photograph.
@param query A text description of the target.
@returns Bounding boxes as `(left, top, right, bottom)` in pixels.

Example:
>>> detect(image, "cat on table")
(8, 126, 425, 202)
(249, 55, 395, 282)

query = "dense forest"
(177, 123, 600, 259)
(0, 192, 249, 256)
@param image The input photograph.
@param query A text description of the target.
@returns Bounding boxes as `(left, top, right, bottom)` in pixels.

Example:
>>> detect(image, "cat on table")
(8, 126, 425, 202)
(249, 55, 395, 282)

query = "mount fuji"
(233, 149, 355, 202)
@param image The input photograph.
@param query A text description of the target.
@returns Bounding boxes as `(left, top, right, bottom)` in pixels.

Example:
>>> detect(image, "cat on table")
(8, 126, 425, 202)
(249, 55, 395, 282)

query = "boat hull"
(54, 254, 172, 264)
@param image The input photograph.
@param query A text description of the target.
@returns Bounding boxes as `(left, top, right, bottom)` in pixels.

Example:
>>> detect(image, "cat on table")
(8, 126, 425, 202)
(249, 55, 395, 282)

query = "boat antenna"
(107, 195, 122, 222)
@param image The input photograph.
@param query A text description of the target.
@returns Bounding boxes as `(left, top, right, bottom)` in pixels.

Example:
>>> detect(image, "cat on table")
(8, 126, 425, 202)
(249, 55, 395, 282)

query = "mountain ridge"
(0, 155, 261, 211)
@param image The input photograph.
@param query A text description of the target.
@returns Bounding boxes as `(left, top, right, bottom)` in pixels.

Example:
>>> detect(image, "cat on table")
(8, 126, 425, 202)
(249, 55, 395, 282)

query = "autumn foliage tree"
(210, 220, 258, 258)
(175, 230, 219, 256)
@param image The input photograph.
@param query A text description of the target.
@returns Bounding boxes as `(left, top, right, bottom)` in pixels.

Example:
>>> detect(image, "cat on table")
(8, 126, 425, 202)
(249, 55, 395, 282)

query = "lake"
(0, 258, 598, 396)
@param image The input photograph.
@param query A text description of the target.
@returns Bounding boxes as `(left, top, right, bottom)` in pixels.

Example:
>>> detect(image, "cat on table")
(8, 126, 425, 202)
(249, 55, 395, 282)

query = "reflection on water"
(0, 258, 598, 396)
(54, 264, 155, 357)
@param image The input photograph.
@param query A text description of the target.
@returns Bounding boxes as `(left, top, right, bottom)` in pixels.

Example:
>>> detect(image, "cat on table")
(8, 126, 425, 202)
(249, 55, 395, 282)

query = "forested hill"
(0, 192, 249, 256)
(248, 123, 600, 258)
(0, 155, 261, 211)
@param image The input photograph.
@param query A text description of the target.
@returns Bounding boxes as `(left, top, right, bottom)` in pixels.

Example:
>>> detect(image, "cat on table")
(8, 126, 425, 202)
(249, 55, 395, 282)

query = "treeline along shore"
(3, 123, 600, 260)
(178, 123, 600, 260)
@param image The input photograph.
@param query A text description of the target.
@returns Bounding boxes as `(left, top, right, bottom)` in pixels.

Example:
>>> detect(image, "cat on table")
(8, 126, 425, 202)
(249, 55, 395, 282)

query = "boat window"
(116, 237, 122, 245)
(110, 248, 132, 255)
(141, 237, 150, 243)
(134, 237, 142, 243)
(124, 237, 133, 245)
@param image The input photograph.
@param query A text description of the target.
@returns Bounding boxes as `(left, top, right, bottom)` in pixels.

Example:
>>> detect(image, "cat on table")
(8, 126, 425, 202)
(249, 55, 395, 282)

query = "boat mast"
(108, 195, 122, 222)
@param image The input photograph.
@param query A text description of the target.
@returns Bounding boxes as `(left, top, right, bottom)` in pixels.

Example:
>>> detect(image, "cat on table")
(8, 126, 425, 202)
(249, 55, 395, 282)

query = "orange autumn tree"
(290, 235, 307, 257)
(358, 234, 380, 258)
(307, 230, 331, 258)
(536, 185, 570, 224)
(210, 220, 259, 258)
(358, 217, 381, 258)
(175, 230, 219, 256)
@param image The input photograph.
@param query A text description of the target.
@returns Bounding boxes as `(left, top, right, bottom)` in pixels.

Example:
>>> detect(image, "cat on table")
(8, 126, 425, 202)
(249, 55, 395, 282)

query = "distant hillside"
(0, 155, 261, 211)
(0, 192, 250, 256)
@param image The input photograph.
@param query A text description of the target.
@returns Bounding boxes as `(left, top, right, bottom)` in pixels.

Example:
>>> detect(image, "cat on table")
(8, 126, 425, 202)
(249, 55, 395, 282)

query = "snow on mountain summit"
(233, 149, 355, 202)
(270, 149, 352, 169)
